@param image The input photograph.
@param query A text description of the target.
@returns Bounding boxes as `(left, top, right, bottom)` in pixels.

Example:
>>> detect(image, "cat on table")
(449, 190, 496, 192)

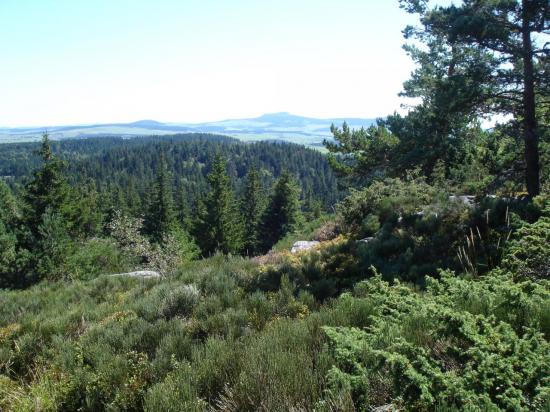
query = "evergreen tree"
(325, 122, 401, 186)
(0, 182, 18, 283)
(241, 166, 265, 255)
(176, 184, 193, 230)
(260, 171, 302, 252)
(65, 182, 104, 239)
(0, 218, 17, 286)
(35, 208, 72, 281)
(0, 180, 18, 229)
(144, 154, 177, 242)
(22, 134, 69, 240)
(194, 154, 243, 255)
(399, 0, 550, 197)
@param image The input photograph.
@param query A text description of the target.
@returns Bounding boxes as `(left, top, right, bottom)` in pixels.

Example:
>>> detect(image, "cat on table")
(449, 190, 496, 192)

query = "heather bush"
(160, 284, 200, 319)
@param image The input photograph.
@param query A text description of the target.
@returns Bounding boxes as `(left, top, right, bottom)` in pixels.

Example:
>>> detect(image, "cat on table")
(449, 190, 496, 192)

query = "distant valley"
(0, 112, 375, 147)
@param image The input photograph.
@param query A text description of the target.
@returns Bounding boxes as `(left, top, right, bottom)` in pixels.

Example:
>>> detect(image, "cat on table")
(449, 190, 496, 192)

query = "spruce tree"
(195, 153, 243, 255)
(260, 171, 302, 252)
(0, 180, 18, 229)
(22, 134, 69, 240)
(0, 181, 18, 285)
(145, 154, 177, 242)
(65, 182, 103, 239)
(241, 166, 265, 255)
(176, 184, 193, 231)
(0, 218, 18, 288)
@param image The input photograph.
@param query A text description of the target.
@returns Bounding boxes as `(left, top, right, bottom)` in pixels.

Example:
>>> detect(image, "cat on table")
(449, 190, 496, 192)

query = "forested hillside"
(0, 134, 341, 214)
(0, 0, 549, 411)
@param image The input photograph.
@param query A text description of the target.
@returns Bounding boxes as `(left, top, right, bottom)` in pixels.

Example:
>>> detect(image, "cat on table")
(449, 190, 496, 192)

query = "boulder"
(111, 270, 161, 279)
(291, 241, 320, 253)
(449, 195, 475, 206)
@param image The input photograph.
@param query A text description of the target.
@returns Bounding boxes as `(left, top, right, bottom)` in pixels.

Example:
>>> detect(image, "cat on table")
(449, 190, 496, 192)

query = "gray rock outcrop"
(291, 241, 320, 253)
(111, 270, 161, 279)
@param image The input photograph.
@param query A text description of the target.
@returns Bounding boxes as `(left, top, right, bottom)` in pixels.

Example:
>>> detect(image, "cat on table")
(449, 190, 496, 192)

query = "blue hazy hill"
(0, 113, 376, 147)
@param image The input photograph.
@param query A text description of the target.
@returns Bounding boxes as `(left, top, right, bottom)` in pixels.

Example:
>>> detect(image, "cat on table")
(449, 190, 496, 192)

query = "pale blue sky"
(1, 0, 437, 127)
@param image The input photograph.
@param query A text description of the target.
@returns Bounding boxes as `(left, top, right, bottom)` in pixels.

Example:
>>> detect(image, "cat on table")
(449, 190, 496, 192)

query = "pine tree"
(65, 182, 104, 239)
(400, 0, 550, 197)
(195, 154, 243, 255)
(176, 184, 193, 230)
(22, 134, 69, 240)
(241, 166, 265, 255)
(144, 154, 177, 242)
(0, 180, 18, 229)
(260, 171, 302, 252)
(0, 181, 18, 283)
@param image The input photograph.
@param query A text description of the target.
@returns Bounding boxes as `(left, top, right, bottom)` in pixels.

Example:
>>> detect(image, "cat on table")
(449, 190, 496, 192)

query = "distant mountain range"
(0, 112, 376, 147)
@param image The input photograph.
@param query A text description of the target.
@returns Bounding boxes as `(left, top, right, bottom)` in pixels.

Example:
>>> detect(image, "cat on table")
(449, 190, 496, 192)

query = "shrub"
(108, 211, 198, 275)
(144, 362, 207, 412)
(313, 220, 341, 241)
(160, 284, 200, 319)
(222, 319, 331, 411)
(65, 238, 128, 280)
(323, 274, 550, 411)
(337, 176, 438, 236)
(501, 216, 550, 281)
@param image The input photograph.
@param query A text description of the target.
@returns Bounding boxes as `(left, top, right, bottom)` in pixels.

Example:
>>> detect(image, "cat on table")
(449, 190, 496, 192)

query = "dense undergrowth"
(1, 202, 549, 410)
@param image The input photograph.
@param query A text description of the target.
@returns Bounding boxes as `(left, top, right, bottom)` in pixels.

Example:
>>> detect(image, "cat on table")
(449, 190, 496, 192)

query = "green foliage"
(271, 214, 332, 252)
(144, 154, 177, 243)
(0, 219, 549, 411)
(330, 177, 537, 283)
(155, 228, 199, 274)
(194, 154, 244, 255)
(159, 284, 200, 319)
(241, 166, 266, 256)
(0, 180, 18, 227)
(34, 209, 74, 282)
(0, 134, 341, 216)
(323, 272, 550, 411)
(144, 362, 207, 411)
(337, 175, 437, 236)
(22, 134, 69, 240)
(326, 2, 549, 196)
(107, 210, 198, 276)
(325, 122, 400, 185)
(260, 171, 303, 252)
(399, 0, 549, 197)
(0, 220, 17, 276)
(502, 215, 550, 281)
(64, 238, 129, 281)
(64, 183, 104, 239)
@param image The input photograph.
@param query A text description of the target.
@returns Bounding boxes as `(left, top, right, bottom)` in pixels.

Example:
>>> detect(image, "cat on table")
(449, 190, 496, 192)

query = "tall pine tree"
(144, 154, 177, 242)
(0, 182, 18, 287)
(22, 134, 69, 241)
(194, 154, 243, 255)
(241, 166, 266, 255)
(399, 0, 550, 197)
(260, 171, 302, 252)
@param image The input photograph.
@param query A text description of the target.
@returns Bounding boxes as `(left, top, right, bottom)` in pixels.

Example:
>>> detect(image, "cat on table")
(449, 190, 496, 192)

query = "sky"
(1, 0, 433, 127)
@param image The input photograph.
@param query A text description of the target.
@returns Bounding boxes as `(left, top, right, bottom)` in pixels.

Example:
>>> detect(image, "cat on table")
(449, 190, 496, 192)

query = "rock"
(371, 404, 396, 412)
(358, 237, 374, 244)
(111, 270, 161, 279)
(449, 195, 475, 206)
(291, 241, 320, 253)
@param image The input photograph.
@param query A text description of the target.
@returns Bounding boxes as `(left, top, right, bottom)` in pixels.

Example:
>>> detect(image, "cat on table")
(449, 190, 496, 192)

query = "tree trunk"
(522, 0, 540, 197)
